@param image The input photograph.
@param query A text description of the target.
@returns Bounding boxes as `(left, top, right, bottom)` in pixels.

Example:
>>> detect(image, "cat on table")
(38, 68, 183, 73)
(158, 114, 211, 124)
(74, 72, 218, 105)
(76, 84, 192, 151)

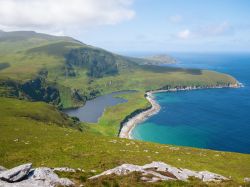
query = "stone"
(198, 171, 228, 182)
(0, 163, 32, 182)
(244, 177, 250, 183)
(89, 164, 143, 179)
(53, 167, 76, 173)
(27, 167, 74, 187)
(89, 161, 228, 183)
(0, 165, 74, 187)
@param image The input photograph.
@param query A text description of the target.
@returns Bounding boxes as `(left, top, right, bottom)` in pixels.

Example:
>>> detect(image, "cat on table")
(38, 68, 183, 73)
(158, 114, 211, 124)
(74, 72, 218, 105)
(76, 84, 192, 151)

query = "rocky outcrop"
(89, 162, 228, 183)
(0, 163, 32, 182)
(27, 167, 74, 187)
(0, 164, 74, 187)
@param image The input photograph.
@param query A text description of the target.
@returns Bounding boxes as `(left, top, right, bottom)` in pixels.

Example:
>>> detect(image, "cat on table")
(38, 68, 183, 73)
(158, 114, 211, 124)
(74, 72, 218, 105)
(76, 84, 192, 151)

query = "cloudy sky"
(0, 0, 250, 53)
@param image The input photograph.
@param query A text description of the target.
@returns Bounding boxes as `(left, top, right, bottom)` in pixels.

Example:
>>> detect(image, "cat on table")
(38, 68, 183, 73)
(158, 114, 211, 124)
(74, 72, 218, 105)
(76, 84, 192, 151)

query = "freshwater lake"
(65, 91, 134, 123)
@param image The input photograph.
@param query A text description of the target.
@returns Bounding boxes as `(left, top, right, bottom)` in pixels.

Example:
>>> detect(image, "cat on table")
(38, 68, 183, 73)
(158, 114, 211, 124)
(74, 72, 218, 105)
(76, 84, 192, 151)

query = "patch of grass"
(77, 172, 246, 187)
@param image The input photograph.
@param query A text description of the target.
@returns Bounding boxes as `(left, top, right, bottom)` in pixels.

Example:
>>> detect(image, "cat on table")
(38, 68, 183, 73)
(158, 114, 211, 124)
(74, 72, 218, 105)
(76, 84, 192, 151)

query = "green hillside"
(0, 30, 237, 109)
(0, 97, 249, 186)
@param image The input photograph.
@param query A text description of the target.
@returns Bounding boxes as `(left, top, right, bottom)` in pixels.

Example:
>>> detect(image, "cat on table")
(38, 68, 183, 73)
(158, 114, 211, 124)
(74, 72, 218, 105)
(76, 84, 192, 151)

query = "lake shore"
(119, 83, 242, 139)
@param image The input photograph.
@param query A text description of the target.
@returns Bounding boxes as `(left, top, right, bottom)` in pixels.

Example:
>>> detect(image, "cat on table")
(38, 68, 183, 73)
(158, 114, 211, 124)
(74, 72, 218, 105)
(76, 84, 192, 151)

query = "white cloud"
(177, 29, 191, 39)
(0, 0, 135, 33)
(169, 15, 182, 23)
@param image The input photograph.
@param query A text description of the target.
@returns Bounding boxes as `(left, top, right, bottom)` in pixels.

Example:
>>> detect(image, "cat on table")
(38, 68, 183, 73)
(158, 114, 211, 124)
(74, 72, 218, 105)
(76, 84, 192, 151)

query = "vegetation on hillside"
(0, 31, 238, 109)
(66, 48, 118, 78)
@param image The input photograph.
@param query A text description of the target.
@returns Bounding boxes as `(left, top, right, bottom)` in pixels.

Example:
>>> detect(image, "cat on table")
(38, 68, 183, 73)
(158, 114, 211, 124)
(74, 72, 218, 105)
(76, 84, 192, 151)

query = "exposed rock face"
(90, 162, 228, 183)
(0, 164, 74, 187)
(0, 163, 32, 182)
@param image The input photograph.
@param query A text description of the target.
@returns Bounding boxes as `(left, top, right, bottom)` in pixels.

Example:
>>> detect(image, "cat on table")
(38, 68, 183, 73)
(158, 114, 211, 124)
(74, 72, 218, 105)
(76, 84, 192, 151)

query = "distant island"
(143, 54, 177, 65)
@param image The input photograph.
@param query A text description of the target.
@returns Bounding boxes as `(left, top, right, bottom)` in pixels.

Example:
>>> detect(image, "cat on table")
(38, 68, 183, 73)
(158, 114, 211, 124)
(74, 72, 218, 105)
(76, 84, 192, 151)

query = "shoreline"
(119, 91, 161, 139)
(119, 83, 242, 139)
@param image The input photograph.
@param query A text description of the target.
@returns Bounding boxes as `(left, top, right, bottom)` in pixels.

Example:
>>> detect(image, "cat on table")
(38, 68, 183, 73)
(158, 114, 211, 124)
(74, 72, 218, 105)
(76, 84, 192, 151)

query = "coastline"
(119, 91, 161, 139)
(119, 83, 242, 139)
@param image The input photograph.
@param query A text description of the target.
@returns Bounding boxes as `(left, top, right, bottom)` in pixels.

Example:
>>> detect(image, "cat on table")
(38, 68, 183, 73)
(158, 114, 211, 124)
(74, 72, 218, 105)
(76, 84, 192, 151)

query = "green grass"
(0, 97, 249, 186)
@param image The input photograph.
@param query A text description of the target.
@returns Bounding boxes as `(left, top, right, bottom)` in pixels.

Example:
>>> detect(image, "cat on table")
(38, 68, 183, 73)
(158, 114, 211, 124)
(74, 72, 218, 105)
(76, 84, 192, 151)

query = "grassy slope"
(0, 97, 249, 186)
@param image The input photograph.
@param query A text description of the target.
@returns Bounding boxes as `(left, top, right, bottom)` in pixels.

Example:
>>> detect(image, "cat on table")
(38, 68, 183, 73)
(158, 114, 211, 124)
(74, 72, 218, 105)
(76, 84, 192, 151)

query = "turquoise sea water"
(132, 53, 250, 154)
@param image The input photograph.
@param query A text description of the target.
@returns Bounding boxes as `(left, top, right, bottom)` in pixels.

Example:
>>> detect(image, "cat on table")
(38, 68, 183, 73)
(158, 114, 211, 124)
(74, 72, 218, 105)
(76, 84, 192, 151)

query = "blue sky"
(1, 0, 250, 53)
(77, 0, 250, 53)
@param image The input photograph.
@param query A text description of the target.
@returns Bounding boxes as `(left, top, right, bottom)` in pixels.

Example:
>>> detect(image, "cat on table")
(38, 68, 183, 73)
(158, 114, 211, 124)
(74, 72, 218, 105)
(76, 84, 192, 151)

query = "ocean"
(131, 52, 250, 154)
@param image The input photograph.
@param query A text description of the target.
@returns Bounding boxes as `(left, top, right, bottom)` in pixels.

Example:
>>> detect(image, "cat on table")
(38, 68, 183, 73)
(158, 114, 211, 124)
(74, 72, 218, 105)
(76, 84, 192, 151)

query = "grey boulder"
(28, 167, 74, 186)
(90, 161, 228, 183)
(0, 163, 32, 182)
(244, 177, 250, 183)
(0, 167, 74, 187)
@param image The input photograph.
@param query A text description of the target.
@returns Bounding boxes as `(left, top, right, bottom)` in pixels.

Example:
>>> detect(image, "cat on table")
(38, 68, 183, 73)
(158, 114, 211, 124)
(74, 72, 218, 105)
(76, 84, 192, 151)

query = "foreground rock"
(90, 162, 228, 183)
(0, 164, 74, 187)
(0, 163, 32, 182)
(244, 178, 250, 183)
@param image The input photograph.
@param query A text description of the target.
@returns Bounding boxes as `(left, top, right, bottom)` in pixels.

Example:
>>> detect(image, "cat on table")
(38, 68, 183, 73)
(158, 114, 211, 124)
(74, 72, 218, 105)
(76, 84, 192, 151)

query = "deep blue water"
(132, 53, 250, 154)
(65, 91, 134, 123)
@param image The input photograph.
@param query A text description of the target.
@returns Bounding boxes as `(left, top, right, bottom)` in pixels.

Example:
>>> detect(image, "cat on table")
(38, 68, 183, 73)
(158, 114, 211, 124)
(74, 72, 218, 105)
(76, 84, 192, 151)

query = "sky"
(0, 0, 250, 53)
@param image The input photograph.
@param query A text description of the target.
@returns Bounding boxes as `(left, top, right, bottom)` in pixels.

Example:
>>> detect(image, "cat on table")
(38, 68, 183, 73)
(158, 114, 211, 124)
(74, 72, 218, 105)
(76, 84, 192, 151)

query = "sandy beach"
(119, 92, 161, 139)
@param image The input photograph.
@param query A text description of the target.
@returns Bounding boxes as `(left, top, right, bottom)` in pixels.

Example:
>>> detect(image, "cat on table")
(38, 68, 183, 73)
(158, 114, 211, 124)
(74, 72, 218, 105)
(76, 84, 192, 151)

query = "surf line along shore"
(119, 83, 242, 139)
